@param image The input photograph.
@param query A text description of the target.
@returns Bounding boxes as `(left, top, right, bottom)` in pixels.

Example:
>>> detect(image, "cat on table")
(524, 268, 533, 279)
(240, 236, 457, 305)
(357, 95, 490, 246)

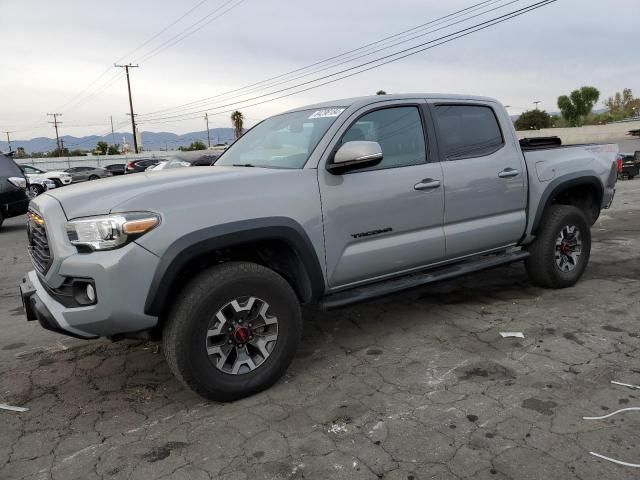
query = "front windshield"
(215, 107, 346, 169)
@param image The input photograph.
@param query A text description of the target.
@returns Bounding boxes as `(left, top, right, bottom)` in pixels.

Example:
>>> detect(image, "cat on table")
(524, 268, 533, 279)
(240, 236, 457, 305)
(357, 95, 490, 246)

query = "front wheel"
(88, 175, 99, 181)
(163, 261, 302, 401)
(525, 205, 591, 288)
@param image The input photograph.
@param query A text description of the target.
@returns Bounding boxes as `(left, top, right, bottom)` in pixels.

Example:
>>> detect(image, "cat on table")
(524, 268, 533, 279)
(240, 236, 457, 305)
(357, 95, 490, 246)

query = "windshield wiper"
(232, 163, 256, 167)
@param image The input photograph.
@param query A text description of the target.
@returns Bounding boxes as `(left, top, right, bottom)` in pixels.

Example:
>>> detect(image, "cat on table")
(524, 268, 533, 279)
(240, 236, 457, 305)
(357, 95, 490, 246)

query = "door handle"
(498, 168, 519, 178)
(414, 178, 441, 190)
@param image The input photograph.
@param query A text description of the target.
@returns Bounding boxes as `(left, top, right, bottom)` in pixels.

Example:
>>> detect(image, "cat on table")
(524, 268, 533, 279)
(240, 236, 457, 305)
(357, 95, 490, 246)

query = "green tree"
(15, 147, 27, 159)
(604, 88, 640, 120)
(178, 140, 207, 151)
(231, 110, 244, 139)
(514, 109, 552, 130)
(96, 141, 108, 155)
(376, 90, 387, 95)
(107, 144, 120, 155)
(557, 86, 600, 126)
(69, 149, 87, 157)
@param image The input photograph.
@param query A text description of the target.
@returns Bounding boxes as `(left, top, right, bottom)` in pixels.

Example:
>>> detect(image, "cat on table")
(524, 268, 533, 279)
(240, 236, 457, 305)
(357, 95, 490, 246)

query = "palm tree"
(231, 111, 244, 140)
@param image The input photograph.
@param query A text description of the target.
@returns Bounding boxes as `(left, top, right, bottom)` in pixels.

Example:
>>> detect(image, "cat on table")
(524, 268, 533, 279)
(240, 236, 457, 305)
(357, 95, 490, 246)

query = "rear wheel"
(525, 205, 591, 288)
(28, 185, 44, 198)
(0, 211, 4, 230)
(88, 175, 99, 181)
(163, 261, 302, 401)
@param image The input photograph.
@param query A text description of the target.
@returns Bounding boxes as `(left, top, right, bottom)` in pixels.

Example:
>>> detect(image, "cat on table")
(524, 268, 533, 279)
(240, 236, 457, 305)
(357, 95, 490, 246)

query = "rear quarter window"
(434, 104, 504, 160)
(0, 154, 24, 177)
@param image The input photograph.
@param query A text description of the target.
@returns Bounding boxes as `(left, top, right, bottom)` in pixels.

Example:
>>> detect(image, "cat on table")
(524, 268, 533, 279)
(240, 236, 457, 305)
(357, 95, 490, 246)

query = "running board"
(320, 250, 530, 310)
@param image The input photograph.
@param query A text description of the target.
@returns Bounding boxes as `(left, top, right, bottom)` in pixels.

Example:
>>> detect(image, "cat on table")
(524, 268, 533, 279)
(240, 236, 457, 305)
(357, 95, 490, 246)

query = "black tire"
(163, 261, 302, 402)
(525, 205, 591, 289)
(629, 175, 635, 180)
(0, 210, 4, 230)
(52, 179, 63, 188)
(88, 175, 99, 181)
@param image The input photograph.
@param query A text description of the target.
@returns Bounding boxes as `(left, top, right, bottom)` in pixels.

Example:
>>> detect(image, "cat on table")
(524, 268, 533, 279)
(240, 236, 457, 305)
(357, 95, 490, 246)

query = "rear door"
(431, 102, 527, 258)
(318, 101, 446, 289)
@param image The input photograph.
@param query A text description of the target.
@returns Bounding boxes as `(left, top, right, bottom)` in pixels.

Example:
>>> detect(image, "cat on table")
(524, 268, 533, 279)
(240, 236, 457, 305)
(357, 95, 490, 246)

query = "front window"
(215, 107, 346, 169)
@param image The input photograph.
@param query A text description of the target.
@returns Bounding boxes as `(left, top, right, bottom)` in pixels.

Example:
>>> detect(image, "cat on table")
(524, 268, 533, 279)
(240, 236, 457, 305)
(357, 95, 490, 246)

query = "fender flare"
(144, 217, 325, 316)
(530, 172, 603, 234)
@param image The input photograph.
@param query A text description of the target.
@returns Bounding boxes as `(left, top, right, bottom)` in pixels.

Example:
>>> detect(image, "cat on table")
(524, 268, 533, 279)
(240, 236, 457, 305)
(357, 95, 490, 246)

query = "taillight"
(617, 159, 623, 173)
(8, 177, 27, 189)
(126, 161, 136, 170)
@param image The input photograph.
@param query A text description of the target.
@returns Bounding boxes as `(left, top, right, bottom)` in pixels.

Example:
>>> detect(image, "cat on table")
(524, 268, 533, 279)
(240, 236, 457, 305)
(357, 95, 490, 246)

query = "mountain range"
(0, 128, 237, 154)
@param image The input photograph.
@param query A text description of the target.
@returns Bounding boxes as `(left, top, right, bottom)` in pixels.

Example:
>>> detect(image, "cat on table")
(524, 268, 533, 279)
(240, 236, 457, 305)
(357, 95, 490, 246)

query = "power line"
(141, 0, 511, 118)
(117, 0, 211, 63)
(141, 0, 556, 124)
(135, 0, 247, 63)
(142, 0, 557, 125)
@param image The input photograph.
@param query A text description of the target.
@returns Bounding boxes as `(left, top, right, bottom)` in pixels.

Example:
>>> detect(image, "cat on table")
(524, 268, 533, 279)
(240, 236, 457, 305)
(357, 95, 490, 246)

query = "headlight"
(65, 212, 160, 251)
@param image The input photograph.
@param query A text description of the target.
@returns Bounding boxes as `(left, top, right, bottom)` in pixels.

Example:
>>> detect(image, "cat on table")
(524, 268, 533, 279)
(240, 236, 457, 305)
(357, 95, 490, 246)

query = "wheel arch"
(144, 217, 325, 317)
(531, 173, 603, 234)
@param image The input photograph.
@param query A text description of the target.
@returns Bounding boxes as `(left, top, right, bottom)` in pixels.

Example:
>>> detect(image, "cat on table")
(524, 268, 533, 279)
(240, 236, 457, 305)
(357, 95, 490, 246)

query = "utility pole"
(110, 116, 116, 147)
(47, 113, 63, 155)
(114, 63, 139, 153)
(3, 131, 13, 152)
(533, 100, 541, 110)
(204, 113, 211, 148)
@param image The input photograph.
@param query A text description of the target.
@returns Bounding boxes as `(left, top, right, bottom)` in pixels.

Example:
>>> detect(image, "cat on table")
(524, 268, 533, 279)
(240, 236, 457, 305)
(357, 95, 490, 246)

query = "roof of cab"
(283, 93, 500, 114)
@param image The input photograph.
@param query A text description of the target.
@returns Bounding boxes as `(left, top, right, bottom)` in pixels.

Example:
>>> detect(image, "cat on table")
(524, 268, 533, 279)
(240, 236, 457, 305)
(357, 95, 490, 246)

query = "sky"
(2, 0, 639, 141)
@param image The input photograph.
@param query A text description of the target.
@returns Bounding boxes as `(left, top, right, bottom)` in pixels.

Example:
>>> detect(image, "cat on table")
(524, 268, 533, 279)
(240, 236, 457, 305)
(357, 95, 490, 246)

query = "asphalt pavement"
(2, 181, 640, 480)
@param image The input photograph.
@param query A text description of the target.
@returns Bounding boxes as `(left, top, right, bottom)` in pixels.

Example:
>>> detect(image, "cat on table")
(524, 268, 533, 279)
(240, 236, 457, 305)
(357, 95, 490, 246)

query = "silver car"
(64, 166, 113, 183)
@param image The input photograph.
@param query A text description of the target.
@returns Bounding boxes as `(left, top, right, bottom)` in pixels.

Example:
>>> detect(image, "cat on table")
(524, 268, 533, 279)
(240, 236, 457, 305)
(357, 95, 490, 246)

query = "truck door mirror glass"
(327, 141, 383, 174)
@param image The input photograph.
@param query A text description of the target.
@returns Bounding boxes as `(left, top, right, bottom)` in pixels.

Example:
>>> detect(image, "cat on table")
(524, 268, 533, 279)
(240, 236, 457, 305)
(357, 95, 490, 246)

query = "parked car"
(20, 94, 618, 401)
(147, 152, 221, 171)
(125, 158, 160, 174)
(65, 166, 113, 183)
(0, 153, 29, 229)
(27, 177, 56, 198)
(105, 164, 126, 176)
(617, 153, 639, 179)
(20, 164, 72, 188)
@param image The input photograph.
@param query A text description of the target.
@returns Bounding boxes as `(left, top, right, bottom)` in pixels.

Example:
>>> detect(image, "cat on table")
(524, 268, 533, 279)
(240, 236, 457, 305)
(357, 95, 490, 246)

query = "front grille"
(27, 210, 52, 274)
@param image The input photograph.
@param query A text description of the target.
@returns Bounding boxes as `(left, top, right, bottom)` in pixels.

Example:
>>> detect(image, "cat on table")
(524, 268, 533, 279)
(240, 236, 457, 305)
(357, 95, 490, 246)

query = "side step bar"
(320, 250, 530, 310)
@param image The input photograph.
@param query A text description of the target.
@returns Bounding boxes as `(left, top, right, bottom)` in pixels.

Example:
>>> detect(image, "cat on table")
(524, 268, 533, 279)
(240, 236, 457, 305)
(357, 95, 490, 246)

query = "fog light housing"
(86, 284, 96, 303)
(71, 280, 97, 306)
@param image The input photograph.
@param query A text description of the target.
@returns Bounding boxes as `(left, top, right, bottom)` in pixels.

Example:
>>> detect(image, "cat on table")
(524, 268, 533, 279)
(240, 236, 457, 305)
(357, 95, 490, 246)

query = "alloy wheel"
(205, 296, 279, 375)
(555, 224, 582, 272)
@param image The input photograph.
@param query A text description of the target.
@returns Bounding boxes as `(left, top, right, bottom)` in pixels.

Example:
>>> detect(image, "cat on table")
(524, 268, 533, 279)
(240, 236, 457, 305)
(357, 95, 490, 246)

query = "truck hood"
(40, 166, 288, 219)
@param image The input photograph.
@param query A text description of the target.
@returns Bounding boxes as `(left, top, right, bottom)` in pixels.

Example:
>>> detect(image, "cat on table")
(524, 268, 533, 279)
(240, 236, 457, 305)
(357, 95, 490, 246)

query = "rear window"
(0, 154, 24, 177)
(434, 105, 504, 160)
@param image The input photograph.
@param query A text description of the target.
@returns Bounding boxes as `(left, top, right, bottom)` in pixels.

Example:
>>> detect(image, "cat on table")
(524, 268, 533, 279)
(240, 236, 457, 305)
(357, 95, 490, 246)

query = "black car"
(618, 153, 639, 180)
(0, 153, 29, 229)
(125, 158, 160, 174)
(105, 163, 125, 175)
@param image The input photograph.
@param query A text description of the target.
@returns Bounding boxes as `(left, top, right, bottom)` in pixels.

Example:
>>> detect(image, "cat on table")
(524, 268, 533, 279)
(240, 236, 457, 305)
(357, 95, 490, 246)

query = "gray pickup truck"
(20, 94, 618, 401)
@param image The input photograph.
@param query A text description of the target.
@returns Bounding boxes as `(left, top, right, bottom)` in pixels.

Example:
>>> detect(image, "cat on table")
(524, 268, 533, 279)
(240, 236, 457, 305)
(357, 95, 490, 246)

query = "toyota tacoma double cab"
(20, 94, 618, 401)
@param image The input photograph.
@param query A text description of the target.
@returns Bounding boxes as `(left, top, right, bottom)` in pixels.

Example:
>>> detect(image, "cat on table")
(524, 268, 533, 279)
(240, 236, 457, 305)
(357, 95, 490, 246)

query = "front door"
(431, 102, 527, 258)
(318, 102, 446, 289)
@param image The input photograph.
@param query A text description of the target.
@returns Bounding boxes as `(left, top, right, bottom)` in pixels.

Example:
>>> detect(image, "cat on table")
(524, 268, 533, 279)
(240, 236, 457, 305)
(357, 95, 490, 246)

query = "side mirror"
(327, 141, 383, 174)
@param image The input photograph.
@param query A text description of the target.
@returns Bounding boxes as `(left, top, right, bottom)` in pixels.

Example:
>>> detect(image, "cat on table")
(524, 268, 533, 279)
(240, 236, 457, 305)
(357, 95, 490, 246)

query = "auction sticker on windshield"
(309, 108, 345, 119)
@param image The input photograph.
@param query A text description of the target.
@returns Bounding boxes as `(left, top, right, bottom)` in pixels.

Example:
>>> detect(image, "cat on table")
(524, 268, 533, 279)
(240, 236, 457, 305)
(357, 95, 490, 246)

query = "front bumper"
(20, 274, 97, 339)
(19, 240, 161, 338)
